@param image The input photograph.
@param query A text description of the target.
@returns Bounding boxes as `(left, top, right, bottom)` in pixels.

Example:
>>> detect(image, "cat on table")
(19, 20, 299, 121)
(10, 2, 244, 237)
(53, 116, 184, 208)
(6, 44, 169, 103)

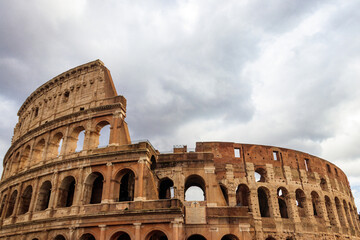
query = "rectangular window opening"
(273, 151, 279, 161)
(234, 148, 241, 158)
(304, 159, 309, 172)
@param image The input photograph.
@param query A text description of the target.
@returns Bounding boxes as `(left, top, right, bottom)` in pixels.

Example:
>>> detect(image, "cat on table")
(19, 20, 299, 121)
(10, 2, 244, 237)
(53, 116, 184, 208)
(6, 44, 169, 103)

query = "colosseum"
(0, 60, 359, 240)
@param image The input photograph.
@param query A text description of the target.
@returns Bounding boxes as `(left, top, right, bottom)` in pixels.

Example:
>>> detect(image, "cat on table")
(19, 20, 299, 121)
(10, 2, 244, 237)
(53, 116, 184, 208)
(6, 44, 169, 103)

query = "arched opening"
(265, 237, 276, 240)
(257, 187, 270, 217)
(10, 152, 20, 174)
(320, 178, 328, 191)
(254, 168, 266, 182)
(19, 145, 31, 170)
(96, 121, 111, 148)
(159, 178, 174, 199)
(325, 196, 336, 225)
(146, 230, 168, 240)
(311, 191, 322, 217)
(150, 155, 156, 171)
(18, 185, 32, 214)
(5, 190, 17, 218)
(185, 175, 206, 201)
(67, 126, 86, 153)
(79, 233, 96, 240)
(187, 234, 207, 240)
(118, 170, 135, 202)
(0, 195, 7, 217)
(57, 176, 76, 207)
(295, 189, 307, 217)
(335, 197, 346, 226)
(54, 235, 66, 240)
(49, 132, 64, 158)
(349, 203, 358, 229)
(110, 231, 131, 240)
(343, 200, 354, 228)
(236, 184, 250, 207)
(76, 130, 85, 152)
(32, 139, 45, 165)
(220, 184, 229, 205)
(84, 172, 104, 204)
(277, 187, 289, 218)
(221, 234, 238, 240)
(35, 181, 52, 211)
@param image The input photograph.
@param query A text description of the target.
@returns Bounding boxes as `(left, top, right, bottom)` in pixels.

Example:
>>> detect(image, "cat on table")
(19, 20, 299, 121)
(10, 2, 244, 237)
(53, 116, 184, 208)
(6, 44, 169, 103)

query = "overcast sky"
(1, 0, 360, 209)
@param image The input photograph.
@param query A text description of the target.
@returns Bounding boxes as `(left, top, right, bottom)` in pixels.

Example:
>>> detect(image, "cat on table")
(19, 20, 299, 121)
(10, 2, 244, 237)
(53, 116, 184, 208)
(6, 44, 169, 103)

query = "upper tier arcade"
(3, 60, 131, 178)
(14, 60, 125, 143)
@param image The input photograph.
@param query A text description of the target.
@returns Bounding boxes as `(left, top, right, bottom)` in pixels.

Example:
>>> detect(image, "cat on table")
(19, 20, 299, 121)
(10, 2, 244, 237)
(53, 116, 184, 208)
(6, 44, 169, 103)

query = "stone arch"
(254, 168, 266, 182)
(79, 233, 96, 240)
(145, 230, 168, 240)
(236, 184, 250, 207)
(258, 187, 270, 217)
(343, 199, 353, 228)
(184, 174, 206, 201)
(335, 197, 346, 226)
(48, 132, 64, 158)
(54, 235, 67, 240)
(0, 194, 7, 217)
(311, 191, 323, 217)
(320, 178, 328, 191)
(115, 169, 135, 202)
(5, 190, 18, 218)
(277, 187, 289, 218)
(84, 172, 104, 204)
(110, 231, 131, 240)
(18, 185, 33, 215)
(96, 121, 111, 148)
(158, 177, 174, 199)
(57, 176, 76, 207)
(187, 234, 207, 240)
(219, 183, 229, 205)
(265, 237, 276, 240)
(35, 180, 52, 211)
(221, 234, 239, 240)
(10, 152, 20, 174)
(295, 189, 307, 217)
(32, 138, 45, 165)
(19, 145, 31, 170)
(349, 202, 358, 229)
(67, 126, 86, 153)
(325, 195, 337, 226)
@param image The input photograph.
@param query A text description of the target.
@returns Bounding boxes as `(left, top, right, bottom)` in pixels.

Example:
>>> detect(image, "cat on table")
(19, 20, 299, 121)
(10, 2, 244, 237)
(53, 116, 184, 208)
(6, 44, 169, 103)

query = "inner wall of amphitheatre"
(0, 60, 359, 240)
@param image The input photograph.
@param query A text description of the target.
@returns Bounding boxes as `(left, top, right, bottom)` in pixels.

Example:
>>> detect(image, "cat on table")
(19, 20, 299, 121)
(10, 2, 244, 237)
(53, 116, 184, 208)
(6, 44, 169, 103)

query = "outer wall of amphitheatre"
(0, 60, 359, 240)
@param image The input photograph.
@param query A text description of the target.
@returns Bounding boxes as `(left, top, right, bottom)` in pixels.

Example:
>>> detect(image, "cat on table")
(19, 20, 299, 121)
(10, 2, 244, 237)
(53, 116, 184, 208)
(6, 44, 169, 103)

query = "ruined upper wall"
(195, 141, 352, 195)
(13, 60, 125, 143)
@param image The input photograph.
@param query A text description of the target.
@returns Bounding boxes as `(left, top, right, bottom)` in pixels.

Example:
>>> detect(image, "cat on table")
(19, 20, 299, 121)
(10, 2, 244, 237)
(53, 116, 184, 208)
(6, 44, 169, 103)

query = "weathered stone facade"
(0, 60, 359, 240)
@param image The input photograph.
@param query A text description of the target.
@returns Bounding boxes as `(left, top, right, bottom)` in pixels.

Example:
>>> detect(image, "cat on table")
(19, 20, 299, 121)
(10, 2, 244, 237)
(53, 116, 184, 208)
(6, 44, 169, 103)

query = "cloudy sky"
(1, 0, 360, 209)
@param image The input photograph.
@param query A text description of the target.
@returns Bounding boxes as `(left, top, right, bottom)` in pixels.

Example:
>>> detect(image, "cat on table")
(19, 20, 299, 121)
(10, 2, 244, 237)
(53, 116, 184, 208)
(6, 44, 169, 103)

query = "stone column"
(28, 177, 40, 219)
(60, 125, 71, 155)
(69, 227, 76, 240)
(49, 171, 59, 212)
(134, 223, 141, 240)
(172, 219, 182, 240)
(99, 225, 107, 240)
(103, 162, 113, 203)
(135, 157, 146, 201)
